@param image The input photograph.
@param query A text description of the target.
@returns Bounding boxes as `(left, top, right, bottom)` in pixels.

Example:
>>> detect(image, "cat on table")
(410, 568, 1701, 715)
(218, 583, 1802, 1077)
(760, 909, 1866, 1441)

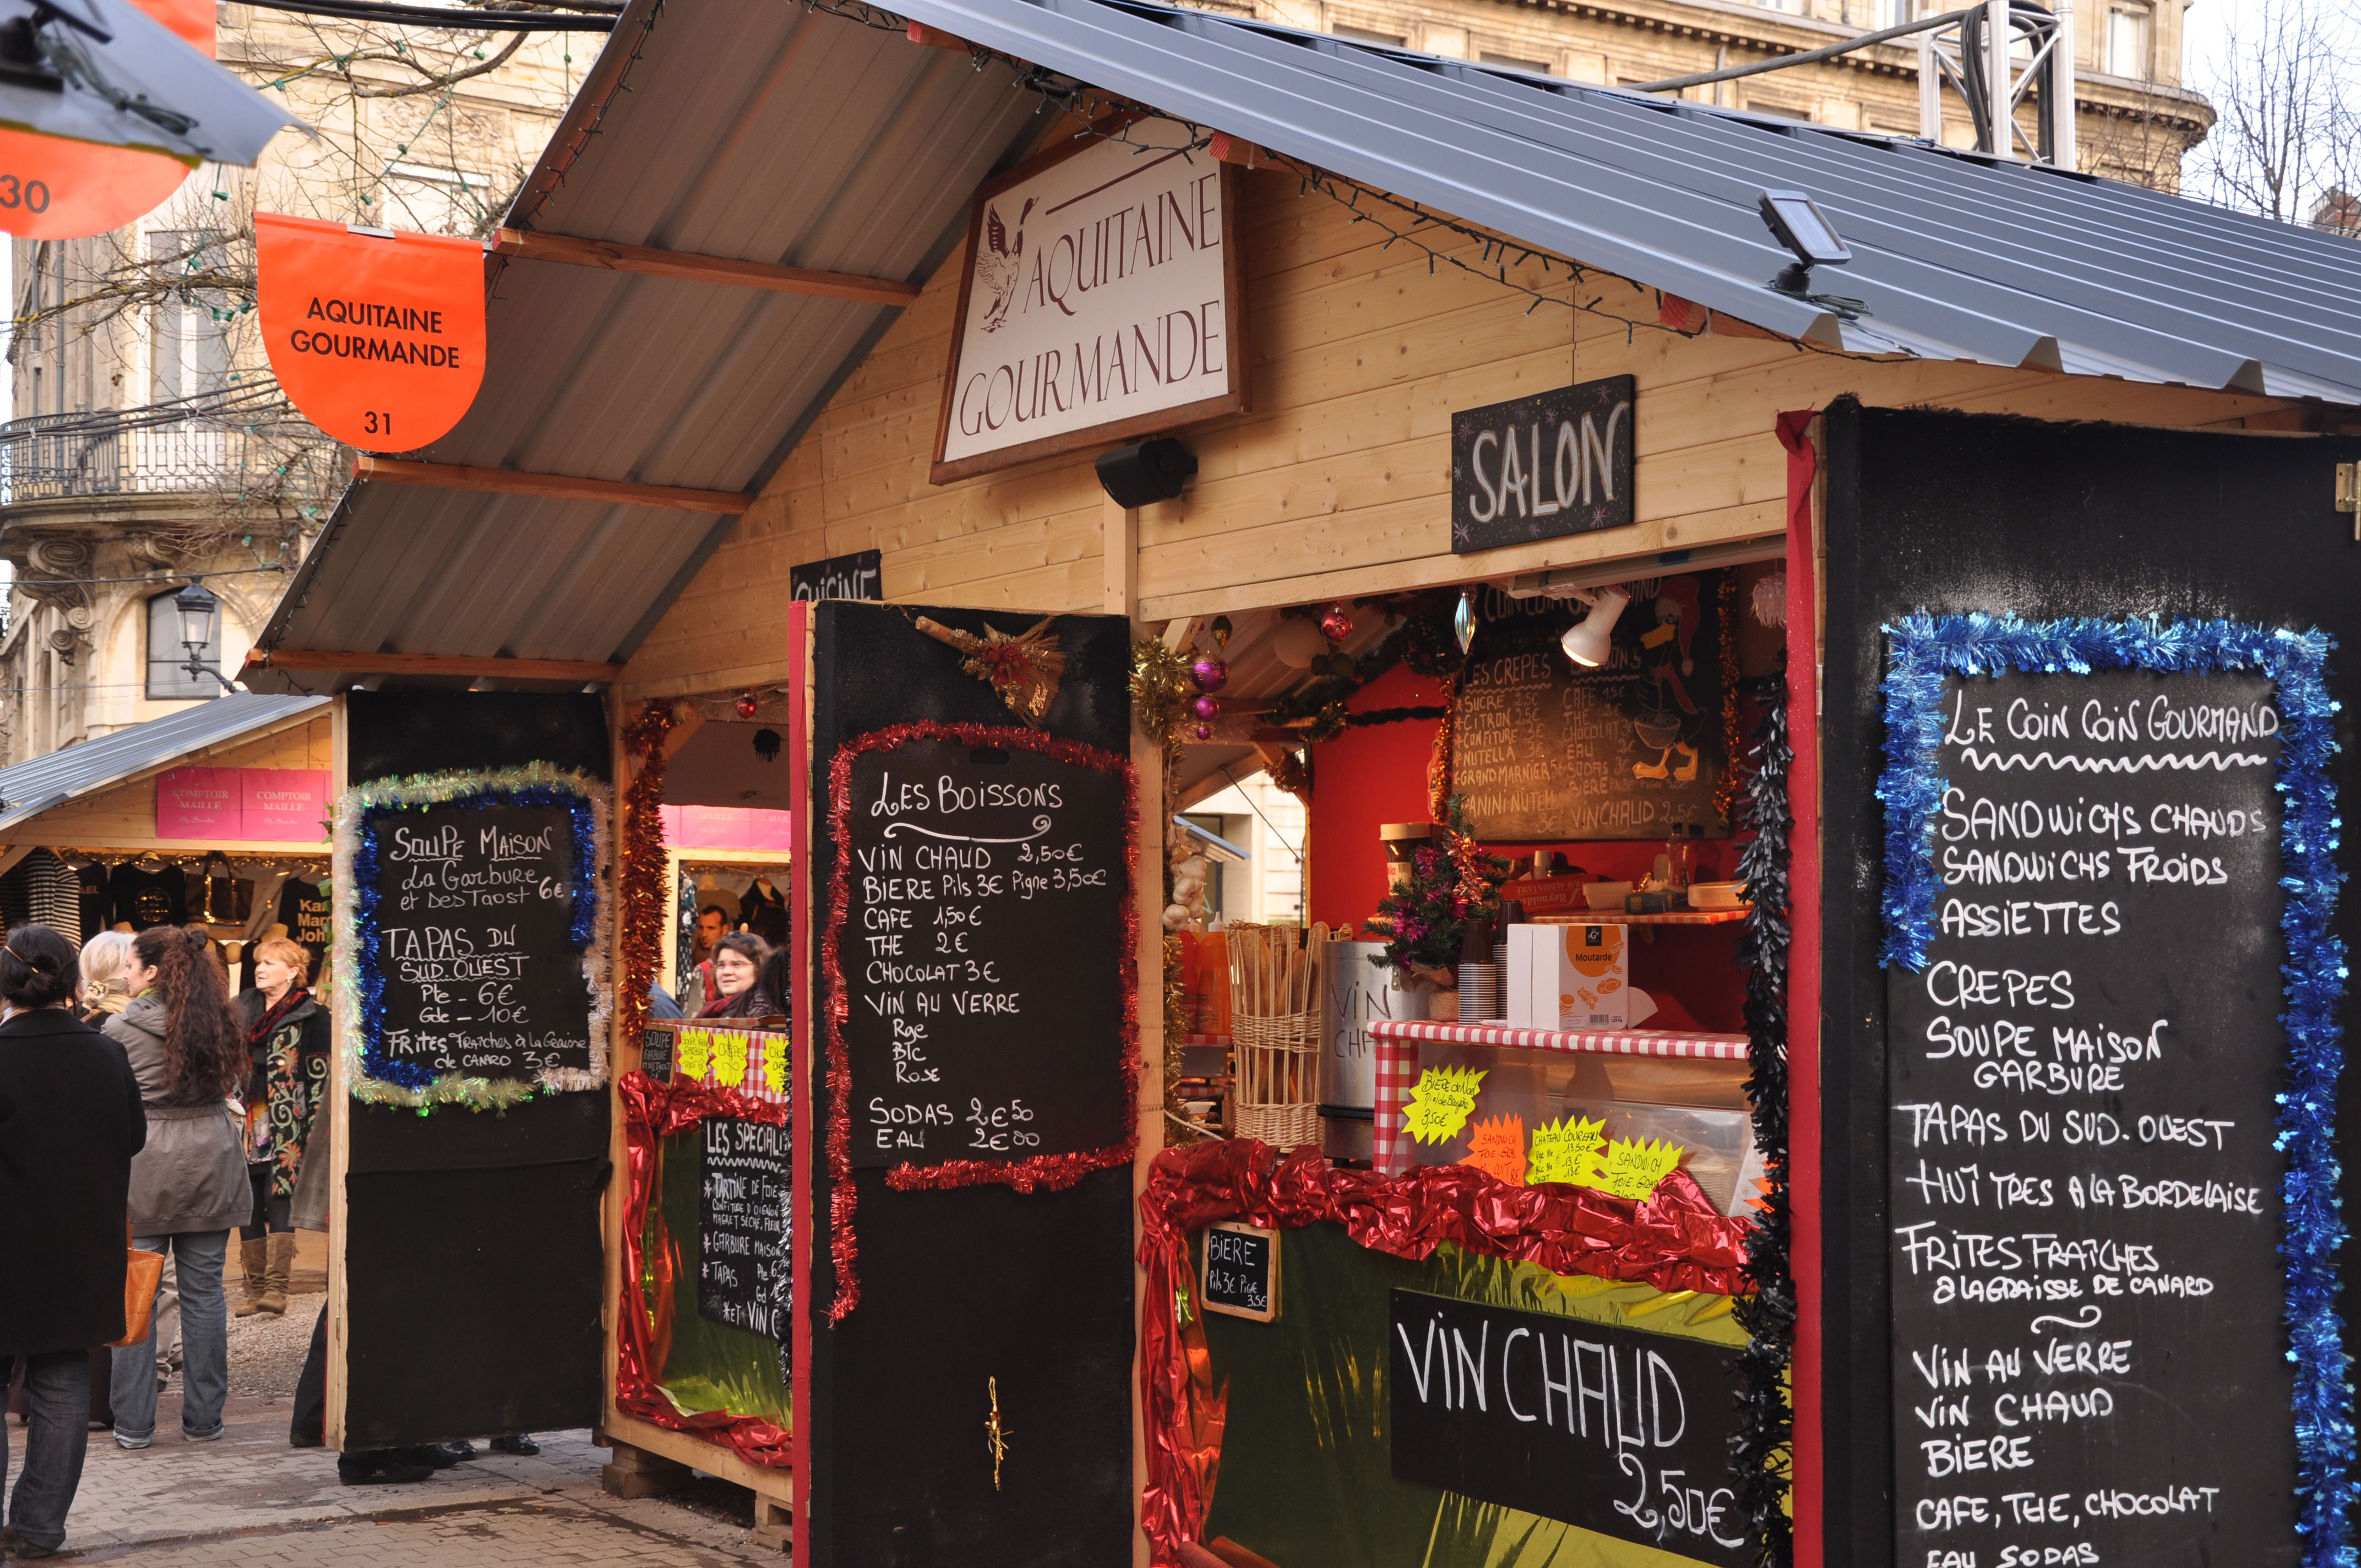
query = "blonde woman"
(230, 939, 328, 1317)
(76, 931, 135, 1024)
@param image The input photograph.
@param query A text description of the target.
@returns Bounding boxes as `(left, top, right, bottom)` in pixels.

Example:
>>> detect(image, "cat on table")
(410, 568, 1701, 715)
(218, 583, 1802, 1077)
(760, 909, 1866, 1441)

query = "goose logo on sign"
(931, 120, 1249, 484)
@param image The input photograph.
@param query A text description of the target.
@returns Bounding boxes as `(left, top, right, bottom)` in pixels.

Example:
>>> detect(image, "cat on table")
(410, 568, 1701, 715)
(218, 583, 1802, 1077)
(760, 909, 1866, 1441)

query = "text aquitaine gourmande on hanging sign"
(255, 211, 487, 453)
(931, 122, 1249, 484)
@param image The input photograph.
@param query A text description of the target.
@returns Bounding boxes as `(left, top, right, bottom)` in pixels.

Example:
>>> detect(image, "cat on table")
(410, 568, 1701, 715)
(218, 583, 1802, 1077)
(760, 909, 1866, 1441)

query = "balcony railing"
(0, 401, 344, 508)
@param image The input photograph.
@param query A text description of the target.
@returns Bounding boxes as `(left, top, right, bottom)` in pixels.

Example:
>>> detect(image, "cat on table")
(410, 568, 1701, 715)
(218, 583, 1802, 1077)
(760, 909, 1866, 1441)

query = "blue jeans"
(111, 1231, 229, 1442)
(1, 1349, 90, 1551)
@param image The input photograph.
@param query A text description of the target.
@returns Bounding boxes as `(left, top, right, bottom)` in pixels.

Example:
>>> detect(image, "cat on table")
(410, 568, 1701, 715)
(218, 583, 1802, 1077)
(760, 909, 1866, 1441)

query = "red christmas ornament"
(1189, 655, 1228, 693)
(1189, 693, 1221, 722)
(1320, 603, 1354, 644)
(735, 689, 759, 718)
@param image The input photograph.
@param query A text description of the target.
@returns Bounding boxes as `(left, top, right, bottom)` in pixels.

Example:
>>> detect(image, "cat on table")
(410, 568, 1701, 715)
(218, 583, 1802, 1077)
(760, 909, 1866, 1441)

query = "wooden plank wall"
(619, 165, 2299, 697)
(10, 714, 333, 852)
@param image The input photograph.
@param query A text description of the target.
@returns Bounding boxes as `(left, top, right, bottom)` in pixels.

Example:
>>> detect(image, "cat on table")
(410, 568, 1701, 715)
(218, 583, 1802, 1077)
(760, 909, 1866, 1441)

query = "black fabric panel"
(346, 690, 610, 785)
(1816, 401, 2361, 1568)
(338, 687, 616, 1449)
(342, 1158, 607, 1447)
(807, 601, 1135, 1567)
(345, 1093, 609, 1174)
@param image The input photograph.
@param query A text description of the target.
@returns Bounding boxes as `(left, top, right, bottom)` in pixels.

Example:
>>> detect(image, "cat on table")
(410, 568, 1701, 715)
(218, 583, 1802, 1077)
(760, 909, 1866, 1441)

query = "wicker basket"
(1227, 923, 1324, 1151)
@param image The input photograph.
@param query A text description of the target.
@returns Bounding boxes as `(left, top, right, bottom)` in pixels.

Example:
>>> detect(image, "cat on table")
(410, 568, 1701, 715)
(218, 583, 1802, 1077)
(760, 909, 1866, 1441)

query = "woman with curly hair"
(231, 938, 329, 1318)
(104, 925, 246, 1451)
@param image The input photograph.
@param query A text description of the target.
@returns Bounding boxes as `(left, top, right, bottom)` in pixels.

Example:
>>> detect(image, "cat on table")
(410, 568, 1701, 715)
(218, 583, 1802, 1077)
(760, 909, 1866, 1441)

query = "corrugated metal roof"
(891, 0, 2361, 398)
(253, 0, 2361, 685)
(0, 696, 328, 835)
(249, 0, 1049, 685)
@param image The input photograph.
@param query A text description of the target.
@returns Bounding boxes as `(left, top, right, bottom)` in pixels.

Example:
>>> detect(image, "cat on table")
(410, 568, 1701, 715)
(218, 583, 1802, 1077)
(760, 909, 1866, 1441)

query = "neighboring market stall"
(232, 0, 2361, 1561)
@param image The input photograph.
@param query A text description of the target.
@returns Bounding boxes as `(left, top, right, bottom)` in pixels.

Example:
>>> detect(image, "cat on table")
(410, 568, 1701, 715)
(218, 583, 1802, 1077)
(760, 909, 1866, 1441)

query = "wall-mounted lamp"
(173, 578, 239, 693)
(1558, 585, 1630, 668)
(1095, 437, 1196, 509)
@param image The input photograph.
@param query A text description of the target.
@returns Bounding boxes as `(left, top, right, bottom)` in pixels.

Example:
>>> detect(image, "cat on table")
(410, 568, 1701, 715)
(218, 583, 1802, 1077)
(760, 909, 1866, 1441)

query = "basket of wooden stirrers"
(1226, 922, 1324, 1150)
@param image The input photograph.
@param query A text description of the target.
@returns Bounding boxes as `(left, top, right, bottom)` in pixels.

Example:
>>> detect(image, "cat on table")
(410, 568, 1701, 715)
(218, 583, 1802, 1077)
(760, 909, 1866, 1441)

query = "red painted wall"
(1303, 664, 1748, 1033)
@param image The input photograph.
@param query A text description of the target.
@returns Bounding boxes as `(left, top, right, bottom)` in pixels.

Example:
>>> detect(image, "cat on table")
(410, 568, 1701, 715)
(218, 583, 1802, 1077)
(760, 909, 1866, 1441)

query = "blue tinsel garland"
(352, 781, 601, 1093)
(1878, 612, 2352, 1566)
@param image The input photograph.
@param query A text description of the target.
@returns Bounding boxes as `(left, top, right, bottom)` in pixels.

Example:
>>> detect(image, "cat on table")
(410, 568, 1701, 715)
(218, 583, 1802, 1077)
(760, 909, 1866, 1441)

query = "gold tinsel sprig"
(1133, 636, 1195, 744)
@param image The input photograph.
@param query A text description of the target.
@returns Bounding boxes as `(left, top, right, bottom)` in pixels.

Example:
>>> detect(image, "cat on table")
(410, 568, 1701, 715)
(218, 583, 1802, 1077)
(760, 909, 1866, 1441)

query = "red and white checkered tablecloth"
(1367, 1019, 1751, 1173)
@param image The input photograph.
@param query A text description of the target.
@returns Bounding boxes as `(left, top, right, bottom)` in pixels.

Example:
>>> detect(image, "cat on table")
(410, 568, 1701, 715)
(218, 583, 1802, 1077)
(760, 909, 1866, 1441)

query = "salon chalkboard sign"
(1886, 668, 2295, 1566)
(1451, 573, 1728, 841)
(1451, 375, 1634, 554)
(700, 1116, 791, 1338)
(369, 800, 595, 1081)
(1390, 1291, 1748, 1565)
(830, 727, 1133, 1171)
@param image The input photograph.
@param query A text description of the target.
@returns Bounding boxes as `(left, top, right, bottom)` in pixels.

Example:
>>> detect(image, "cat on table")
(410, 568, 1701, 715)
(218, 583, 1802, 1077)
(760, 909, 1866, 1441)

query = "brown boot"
(260, 1233, 296, 1315)
(235, 1237, 268, 1317)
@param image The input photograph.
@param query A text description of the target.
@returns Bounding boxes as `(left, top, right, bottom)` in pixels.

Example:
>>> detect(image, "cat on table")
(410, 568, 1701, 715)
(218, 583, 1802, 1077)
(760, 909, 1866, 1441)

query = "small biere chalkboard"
(1200, 1222, 1279, 1322)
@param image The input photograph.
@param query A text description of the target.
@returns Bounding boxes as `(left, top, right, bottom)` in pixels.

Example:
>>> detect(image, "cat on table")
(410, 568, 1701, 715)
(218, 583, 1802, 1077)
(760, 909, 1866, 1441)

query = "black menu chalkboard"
(699, 1115, 791, 1339)
(368, 800, 595, 1082)
(831, 729, 1130, 1169)
(1451, 574, 1727, 840)
(1886, 668, 2295, 1565)
(1390, 1290, 1747, 1565)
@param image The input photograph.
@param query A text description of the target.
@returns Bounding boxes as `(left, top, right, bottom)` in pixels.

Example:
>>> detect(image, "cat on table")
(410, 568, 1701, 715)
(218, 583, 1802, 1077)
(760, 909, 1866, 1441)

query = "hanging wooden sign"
(256, 213, 486, 451)
(0, 0, 209, 239)
(931, 118, 1249, 484)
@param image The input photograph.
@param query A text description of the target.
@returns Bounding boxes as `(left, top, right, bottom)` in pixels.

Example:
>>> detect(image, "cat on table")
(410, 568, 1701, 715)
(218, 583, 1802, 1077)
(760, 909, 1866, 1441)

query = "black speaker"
(1095, 437, 1197, 508)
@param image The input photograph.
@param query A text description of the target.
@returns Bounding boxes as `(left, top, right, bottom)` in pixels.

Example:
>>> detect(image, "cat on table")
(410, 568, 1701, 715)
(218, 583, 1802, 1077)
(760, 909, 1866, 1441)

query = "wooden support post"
(355, 455, 750, 515)
(600, 1439, 695, 1499)
(491, 228, 920, 307)
(1103, 493, 1139, 619)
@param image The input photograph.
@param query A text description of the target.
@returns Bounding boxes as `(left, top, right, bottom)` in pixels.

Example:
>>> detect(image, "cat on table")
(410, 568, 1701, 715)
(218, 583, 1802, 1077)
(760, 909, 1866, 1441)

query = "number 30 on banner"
(0, 0, 210, 239)
(255, 212, 487, 453)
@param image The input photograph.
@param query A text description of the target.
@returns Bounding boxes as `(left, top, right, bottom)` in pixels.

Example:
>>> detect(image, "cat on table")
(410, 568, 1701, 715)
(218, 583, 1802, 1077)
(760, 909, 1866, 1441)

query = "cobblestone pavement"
(9, 1317, 782, 1566)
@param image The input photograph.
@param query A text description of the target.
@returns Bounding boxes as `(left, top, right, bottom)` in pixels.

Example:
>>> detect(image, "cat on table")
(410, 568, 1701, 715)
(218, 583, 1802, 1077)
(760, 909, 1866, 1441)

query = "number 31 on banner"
(255, 213, 487, 453)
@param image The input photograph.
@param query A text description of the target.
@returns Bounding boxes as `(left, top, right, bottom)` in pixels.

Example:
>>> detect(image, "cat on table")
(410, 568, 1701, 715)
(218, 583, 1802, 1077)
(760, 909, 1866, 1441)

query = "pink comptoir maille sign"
(240, 769, 330, 843)
(155, 767, 330, 843)
(659, 804, 793, 851)
(156, 767, 240, 839)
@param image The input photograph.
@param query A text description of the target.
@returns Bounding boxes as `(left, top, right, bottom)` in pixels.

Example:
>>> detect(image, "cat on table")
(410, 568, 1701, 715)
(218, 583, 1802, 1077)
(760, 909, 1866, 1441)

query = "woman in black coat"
(0, 924, 145, 1558)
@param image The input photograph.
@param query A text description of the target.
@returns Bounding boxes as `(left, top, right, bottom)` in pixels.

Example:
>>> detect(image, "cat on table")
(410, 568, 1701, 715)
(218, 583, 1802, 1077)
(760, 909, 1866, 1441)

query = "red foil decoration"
(1136, 1138, 1754, 1563)
(823, 720, 1141, 1320)
(614, 1069, 793, 1469)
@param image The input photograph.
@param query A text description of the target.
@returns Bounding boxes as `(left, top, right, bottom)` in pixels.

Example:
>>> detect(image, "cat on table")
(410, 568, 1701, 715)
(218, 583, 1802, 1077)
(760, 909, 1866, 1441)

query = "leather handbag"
(110, 1228, 164, 1349)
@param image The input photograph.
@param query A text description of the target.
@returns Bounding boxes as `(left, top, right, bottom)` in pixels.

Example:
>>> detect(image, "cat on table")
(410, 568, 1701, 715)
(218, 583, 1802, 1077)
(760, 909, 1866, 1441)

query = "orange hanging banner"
(0, 0, 211, 239)
(255, 213, 486, 453)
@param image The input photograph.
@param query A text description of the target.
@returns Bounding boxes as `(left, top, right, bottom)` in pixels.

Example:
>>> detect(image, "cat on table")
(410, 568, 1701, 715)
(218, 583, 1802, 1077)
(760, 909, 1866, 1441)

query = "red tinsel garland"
(618, 700, 677, 1049)
(822, 720, 1141, 1320)
(614, 1069, 793, 1468)
(1135, 1138, 1754, 1564)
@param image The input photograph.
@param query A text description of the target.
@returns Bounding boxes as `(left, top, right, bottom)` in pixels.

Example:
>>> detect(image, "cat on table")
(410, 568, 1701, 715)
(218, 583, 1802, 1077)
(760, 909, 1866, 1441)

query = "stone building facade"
(0, 7, 580, 765)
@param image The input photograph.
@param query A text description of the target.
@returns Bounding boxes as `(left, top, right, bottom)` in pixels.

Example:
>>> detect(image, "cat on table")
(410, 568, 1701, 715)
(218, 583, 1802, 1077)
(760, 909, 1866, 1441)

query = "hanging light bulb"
(1454, 588, 1476, 654)
(1559, 586, 1631, 668)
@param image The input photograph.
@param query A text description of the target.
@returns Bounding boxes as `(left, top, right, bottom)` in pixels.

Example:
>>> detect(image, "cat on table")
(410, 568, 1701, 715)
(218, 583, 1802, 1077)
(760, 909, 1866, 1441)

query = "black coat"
(0, 1008, 146, 1354)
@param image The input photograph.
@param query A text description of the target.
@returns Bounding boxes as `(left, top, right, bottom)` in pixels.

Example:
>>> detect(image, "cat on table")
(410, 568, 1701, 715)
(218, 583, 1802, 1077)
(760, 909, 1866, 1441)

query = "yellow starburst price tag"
(677, 1028, 710, 1082)
(712, 1031, 749, 1090)
(1597, 1136, 1684, 1201)
(1526, 1115, 1606, 1187)
(761, 1033, 788, 1097)
(1403, 1065, 1486, 1145)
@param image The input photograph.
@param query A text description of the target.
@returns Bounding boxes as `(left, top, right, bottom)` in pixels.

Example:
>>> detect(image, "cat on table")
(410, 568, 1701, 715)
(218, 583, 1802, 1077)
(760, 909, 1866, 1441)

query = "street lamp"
(173, 578, 237, 693)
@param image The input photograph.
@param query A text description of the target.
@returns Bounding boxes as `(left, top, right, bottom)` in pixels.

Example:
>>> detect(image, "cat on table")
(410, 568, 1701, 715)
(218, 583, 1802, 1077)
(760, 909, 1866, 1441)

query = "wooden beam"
(242, 648, 623, 683)
(491, 227, 921, 307)
(356, 454, 750, 515)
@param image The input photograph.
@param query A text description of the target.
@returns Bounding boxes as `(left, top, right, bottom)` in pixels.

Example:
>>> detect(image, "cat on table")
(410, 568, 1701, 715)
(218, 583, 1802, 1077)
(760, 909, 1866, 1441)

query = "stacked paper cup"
(1456, 962, 1500, 1023)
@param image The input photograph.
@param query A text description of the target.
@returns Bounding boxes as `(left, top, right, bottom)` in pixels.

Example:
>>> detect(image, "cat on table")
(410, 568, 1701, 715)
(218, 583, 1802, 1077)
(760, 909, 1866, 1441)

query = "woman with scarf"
(104, 925, 246, 1451)
(231, 939, 328, 1317)
(699, 933, 782, 1019)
